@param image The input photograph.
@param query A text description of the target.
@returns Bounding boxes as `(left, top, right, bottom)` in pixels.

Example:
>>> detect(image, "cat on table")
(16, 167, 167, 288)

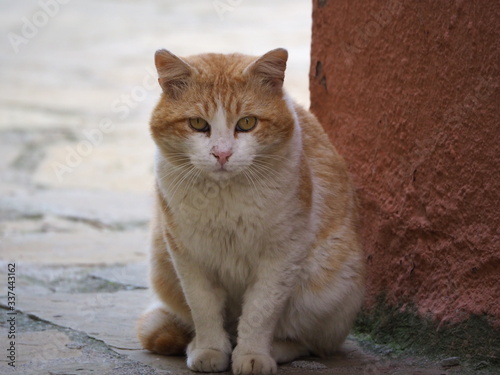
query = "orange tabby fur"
(137, 48, 365, 375)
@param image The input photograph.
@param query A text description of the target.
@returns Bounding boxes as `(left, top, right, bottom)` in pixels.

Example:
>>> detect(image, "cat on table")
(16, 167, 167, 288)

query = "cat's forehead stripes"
(185, 53, 255, 79)
(185, 53, 254, 116)
(196, 97, 240, 131)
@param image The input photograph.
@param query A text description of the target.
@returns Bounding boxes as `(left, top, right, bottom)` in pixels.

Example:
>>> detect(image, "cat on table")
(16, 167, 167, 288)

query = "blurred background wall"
(0, 0, 311, 196)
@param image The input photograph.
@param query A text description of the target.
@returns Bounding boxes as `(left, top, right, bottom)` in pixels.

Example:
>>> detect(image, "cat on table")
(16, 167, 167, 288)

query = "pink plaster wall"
(310, 0, 499, 326)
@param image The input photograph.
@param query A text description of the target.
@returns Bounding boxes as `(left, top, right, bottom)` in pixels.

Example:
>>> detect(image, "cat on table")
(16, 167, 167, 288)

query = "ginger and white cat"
(137, 48, 365, 375)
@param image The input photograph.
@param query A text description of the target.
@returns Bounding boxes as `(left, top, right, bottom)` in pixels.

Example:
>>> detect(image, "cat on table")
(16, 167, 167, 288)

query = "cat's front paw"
(232, 351, 277, 375)
(187, 348, 230, 373)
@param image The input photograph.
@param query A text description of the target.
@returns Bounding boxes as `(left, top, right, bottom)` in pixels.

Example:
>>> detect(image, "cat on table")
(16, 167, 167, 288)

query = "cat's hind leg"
(271, 340, 309, 363)
(137, 304, 193, 355)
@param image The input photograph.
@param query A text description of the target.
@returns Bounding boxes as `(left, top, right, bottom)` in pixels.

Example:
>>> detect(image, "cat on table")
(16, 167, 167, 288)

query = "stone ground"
(0, 1, 493, 374)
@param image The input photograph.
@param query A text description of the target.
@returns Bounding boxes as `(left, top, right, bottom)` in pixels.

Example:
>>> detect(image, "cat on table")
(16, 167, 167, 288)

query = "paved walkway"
(0, 1, 485, 374)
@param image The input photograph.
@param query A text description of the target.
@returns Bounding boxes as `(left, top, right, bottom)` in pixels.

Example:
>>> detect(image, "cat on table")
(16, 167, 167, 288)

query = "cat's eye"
(189, 118, 210, 132)
(236, 116, 257, 132)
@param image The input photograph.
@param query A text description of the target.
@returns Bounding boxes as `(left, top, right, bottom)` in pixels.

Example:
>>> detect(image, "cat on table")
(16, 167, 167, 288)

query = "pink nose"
(211, 149, 232, 167)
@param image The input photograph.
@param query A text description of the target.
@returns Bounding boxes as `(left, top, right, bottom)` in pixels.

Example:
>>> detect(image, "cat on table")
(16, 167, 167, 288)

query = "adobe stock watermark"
(213, 0, 244, 21)
(7, 0, 72, 54)
(51, 66, 158, 182)
(341, 0, 403, 66)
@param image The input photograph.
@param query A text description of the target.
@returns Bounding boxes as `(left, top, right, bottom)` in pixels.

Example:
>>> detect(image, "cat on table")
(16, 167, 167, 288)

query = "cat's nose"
(211, 149, 233, 167)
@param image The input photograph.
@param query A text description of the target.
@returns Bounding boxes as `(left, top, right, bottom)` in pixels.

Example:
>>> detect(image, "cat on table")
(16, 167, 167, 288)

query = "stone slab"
(0, 188, 152, 229)
(0, 231, 148, 265)
(0, 102, 83, 131)
(18, 330, 80, 364)
(0, 307, 166, 375)
(33, 141, 155, 192)
(0, 216, 99, 238)
(0, 143, 22, 172)
(90, 261, 149, 289)
(16, 289, 150, 350)
(116, 350, 192, 374)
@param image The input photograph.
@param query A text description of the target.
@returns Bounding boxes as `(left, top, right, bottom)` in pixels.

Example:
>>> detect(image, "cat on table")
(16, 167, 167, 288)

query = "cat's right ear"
(155, 49, 192, 99)
(244, 48, 288, 92)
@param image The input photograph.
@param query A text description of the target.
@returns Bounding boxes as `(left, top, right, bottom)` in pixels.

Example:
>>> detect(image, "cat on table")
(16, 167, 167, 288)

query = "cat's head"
(150, 48, 297, 181)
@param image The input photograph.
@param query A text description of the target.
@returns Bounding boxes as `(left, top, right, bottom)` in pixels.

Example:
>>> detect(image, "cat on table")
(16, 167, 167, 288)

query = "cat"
(137, 48, 365, 375)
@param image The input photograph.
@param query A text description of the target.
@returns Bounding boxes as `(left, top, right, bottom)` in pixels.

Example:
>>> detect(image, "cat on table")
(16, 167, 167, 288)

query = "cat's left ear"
(155, 49, 193, 99)
(244, 48, 288, 91)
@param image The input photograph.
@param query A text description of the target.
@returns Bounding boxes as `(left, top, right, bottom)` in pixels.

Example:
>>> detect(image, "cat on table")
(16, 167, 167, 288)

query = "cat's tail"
(137, 305, 193, 355)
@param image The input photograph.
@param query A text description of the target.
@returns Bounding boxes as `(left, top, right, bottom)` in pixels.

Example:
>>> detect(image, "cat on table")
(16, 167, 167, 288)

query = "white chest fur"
(155, 150, 308, 290)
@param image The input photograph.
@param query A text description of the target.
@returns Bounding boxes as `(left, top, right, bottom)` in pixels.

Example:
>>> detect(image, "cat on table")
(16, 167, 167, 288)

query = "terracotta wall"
(310, 0, 499, 326)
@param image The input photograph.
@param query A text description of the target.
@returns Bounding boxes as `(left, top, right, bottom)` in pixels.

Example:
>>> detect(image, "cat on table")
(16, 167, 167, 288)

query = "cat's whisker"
(249, 163, 281, 188)
(249, 170, 283, 202)
(185, 168, 202, 195)
(252, 160, 290, 177)
(165, 153, 191, 159)
(158, 168, 193, 184)
(256, 154, 289, 163)
(157, 163, 194, 182)
(241, 169, 266, 201)
(246, 166, 278, 193)
(164, 152, 189, 156)
(163, 163, 196, 194)
(161, 160, 192, 170)
(241, 169, 260, 194)
(251, 160, 279, 172)
(161, 170, 185, 193)
(160, 157, 188, 163)
(168, 166, 199, 200)
(163, 161, 193, 171)
(163, 157, 192, 166)
(252, 159, 284, 170)
(247, 170, 272, 189)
